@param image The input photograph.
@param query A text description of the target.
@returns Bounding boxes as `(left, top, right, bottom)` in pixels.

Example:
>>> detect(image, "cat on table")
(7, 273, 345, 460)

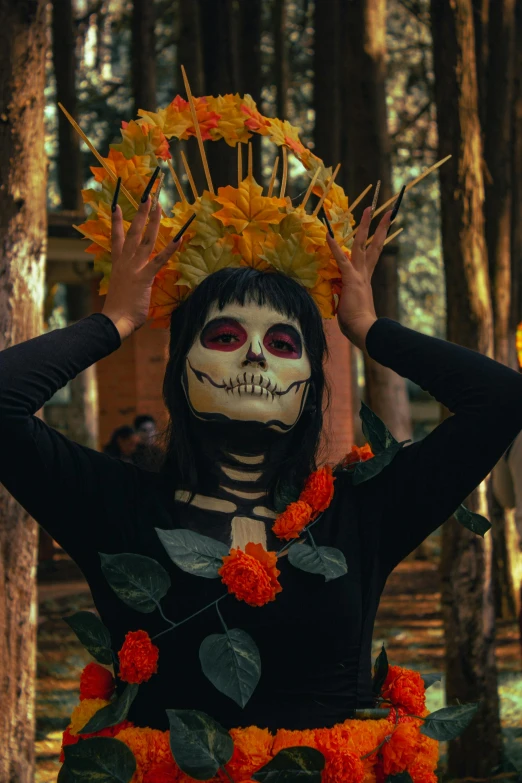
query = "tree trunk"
(178, 0, 206, 193)
(341, 0, 412, 444)
(131, 0, 157, 117)
(430, 0, 502, 775)
(0, 2, 47, 781)
(313, 0, 341, 166)
(510, 0, 522, 352)
(238, 0, 262, 181)
(51, 0, 82, 210)
(273, 0, 289, 120)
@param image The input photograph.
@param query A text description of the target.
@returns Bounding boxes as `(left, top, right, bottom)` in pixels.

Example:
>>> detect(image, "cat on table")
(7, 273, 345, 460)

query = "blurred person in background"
(133, 413, 164, 471)
(103, 425, 140, 463)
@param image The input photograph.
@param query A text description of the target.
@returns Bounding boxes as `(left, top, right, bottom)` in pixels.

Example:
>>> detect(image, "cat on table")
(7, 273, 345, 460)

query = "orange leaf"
(90, 149, 154, 196)
(213, 178, 287, 234)
(111, 120, 171, 161)
(207, 94, 252, 147)
(149, 266, 189, 327)
(138, 95, 219, 141)
(240, 95, 271, 135)
(234, 226, 270, 269)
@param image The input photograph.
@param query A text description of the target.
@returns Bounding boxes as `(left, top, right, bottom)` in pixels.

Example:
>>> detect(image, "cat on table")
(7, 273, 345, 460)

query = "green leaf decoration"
(100, 553, 170, 613)
(63, 737, 136, 783)
(199, 628, 261, 707)
(155, 528, 229, 579)
(252, 746, 325, 782)
(422, 673, 442, 690)
(167, 709, 234, 780)
(352, 441, 403, 485)
(63, 611, 113, 665)
(273, 481, 301, 513)
(372, 644, 389, 698)
(288, 543, 347, 582)
(384, 773, 414, 783)
(454, 504, 492, 537)
(78, 684, 139, 734)
(360, 401, 398, 454)
(420, 703, 479, 741)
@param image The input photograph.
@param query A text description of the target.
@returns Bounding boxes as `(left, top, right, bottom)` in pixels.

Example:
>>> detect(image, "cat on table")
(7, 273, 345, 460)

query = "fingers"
(111, 205, 125, 261)
(143, 237, 182, 280)
(134, 201, 163, 267)
(351, 206, 372, 270)
(122, 198, 152, 257)
(326, 234, 353, 283)
(366, 210, 393, 273)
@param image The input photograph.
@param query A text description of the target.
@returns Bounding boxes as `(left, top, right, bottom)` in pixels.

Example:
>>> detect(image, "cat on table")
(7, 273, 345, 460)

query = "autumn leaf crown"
(66, 67, 443, 327)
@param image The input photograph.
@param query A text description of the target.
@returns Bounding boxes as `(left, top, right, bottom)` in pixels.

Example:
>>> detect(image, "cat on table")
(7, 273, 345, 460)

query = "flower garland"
(60, 659, 439, 783)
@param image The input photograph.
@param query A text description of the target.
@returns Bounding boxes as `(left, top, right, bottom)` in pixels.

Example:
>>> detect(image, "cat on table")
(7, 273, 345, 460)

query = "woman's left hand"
(326, 206, 393, 351)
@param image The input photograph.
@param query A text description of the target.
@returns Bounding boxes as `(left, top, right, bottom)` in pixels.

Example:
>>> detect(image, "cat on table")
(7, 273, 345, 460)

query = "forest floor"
(34, 552, 522, 783)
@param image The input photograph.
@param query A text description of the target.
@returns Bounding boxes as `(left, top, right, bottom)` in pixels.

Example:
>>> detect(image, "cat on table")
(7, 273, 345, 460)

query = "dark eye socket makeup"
(200, 317, 303, 358)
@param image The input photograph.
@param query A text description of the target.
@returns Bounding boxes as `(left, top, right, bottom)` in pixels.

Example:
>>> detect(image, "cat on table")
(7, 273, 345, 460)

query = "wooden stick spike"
(370, 180, 381, 217)
(181, 65, 214, 195)
(181, 150, 199, 201)
(151, 172, 165, 212)
(348, 183, 373, 214)
(248, 142, 253, 180)
(280, 146, 288, 198)
(373, 155, 452, 219)
(301, 166, 322, 211)
(167, 161, 187, 203)
(58, 102, 139, 210)
(237, 144, 242, 187)
(268, 157, 279, 197)
(365, 226, 403, 248)
(312, 163, 341, 216)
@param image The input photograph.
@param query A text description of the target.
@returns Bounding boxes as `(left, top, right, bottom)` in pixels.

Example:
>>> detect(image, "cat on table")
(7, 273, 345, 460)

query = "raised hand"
(326, 206, 393, 351)
(102, 198, 181, 341)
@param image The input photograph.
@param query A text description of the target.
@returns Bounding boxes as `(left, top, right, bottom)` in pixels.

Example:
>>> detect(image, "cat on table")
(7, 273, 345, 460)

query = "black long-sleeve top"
(1, 314, 521, 732)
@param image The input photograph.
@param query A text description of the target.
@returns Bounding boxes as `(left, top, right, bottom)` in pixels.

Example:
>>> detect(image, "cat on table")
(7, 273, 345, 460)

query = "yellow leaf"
(149, 266, 189, 328)
(138, 95, 219, 141)
(189, 192, 227, 249)
(267, 118, 306, 155)
(90, 149, 154, 196)
(306, 154, 333, 191)
(260, 233, 319, 288)
(213, 178, 287, 234)
(175, 235, 240, 288)
(234, 226, 270, 269)
(241, 95, 271, 136)
(207, 94, 252, 147)
(309, 276, 336, 319)
(111, 120, 171, 161)
(277, 209, 327, 251)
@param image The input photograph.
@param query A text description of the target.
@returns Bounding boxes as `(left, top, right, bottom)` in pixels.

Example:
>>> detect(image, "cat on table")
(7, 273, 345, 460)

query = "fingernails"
(370, 180, 381, 218)
(111, 177, 121, 213)
(141, 166, 161, 204)
(151, 172, 165, 213)
(321, 208, 334, 238)
(173, 213, 196, 242)
(390, 185, 406, 222)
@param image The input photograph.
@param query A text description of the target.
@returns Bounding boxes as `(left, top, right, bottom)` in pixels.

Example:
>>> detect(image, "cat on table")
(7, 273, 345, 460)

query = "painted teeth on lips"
(224, 374, 277, 397)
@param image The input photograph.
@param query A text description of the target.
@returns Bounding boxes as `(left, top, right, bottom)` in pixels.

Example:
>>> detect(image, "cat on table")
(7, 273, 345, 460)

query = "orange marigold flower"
(381, 665, 426, 715)
(118, 630, 159, 684)
(272, 728, 316, 754)
(342, 444, 374, 467)
(70, 698, 110, 735)
(323, 749, 365, 783)
(300, 465, 335, 515)
(220, 726, 273, 781)
(143, 763, 180, 783)
(272, 500, 312, 540)
(381, 723, 418, 777)
(219, 542, 282, 607)
(408, 761, 438, 783)
(79, 662, 115, 701)
(116, 727, 174, 783)
(414, 732, 439, 770)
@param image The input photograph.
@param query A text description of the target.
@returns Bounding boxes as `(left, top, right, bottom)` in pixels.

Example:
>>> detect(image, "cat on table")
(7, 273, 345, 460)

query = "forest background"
(0, 0, 521, 781)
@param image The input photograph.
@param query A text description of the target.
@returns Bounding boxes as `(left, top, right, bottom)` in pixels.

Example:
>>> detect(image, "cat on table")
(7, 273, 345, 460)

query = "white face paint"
(183, 301, 312, 431)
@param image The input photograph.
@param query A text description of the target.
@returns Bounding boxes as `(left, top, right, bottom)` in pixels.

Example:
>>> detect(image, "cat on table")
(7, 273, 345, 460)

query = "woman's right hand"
(102, 199, 181, 341)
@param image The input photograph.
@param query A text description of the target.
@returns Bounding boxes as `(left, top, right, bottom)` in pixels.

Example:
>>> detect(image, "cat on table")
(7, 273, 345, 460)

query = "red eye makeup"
(200, 318, 248, 352)
(263, 324, 302, 359)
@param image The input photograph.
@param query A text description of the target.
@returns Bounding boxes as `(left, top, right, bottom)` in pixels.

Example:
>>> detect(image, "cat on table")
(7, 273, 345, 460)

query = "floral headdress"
(61, 66, 449, 327)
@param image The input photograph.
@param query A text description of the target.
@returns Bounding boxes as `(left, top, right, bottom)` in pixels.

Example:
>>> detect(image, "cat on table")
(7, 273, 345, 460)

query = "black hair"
(103, 425, 136, 457)
(134, 414, 156, 429)
(162, 267, 329, 494)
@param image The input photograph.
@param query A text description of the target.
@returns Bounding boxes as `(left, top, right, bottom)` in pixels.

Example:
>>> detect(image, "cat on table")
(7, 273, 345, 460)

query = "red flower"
(219, 543, 282, 607)
(300, 465, 335, 515)
(118, 630, 159, 684)
(143, 762, 180, 783)
(272, 500, 312, 540)
(79, 662, 115, 701)
(381, 665, 426, 715)
(342, 444, 374, 467)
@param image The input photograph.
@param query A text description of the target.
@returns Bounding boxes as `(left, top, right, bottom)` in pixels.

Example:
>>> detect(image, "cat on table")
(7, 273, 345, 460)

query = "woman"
(0, 197, 521, 737)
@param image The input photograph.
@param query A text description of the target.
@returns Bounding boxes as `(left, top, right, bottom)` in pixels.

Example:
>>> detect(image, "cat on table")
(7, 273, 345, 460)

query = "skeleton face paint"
(184, 302, 312, 431)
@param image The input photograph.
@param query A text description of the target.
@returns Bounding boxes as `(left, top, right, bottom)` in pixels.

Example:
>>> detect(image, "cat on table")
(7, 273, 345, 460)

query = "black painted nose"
(242, 343, 267, 369)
